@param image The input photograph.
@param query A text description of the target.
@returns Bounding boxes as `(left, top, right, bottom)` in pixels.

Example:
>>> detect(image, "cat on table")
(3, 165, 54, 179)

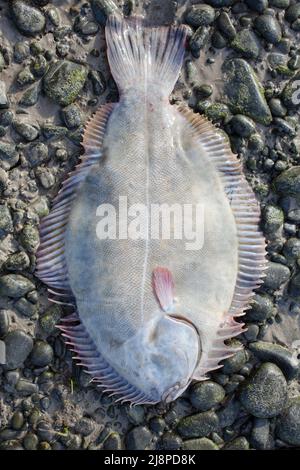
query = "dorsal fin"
(177, 106, 267, 379)
(36, 103, 115, 302)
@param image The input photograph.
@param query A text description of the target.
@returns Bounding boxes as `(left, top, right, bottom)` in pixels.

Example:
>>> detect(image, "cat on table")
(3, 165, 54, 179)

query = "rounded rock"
(254, 14, 282, 44)
(177, 411, 219, 439)
(0, 274, 35, 298)
(189, 381, 225, 411)
(30, 340, 54, 367)
(185, 5, 215, 28)
(239, 363, 287, 418)
(4, 330, 34, 370)
(125, 426, 153, 450)
(11, 1, 46, 36)
(276, 398, 300, 446)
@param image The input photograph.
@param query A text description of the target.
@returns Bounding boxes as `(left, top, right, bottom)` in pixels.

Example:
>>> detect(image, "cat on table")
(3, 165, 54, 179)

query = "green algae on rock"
(43, 60, 88, 106)
(222, 58, 272, 125)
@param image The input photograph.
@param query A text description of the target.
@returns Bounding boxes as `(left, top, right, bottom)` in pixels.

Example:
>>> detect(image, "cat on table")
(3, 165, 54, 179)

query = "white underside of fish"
(36, 15, 267, 405)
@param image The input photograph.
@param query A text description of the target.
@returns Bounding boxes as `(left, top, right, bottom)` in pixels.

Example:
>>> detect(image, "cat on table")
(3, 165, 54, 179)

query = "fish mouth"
(162, 314, 202, 403)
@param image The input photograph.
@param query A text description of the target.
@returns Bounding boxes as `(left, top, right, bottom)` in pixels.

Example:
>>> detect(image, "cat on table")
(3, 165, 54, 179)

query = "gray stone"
(19, 85, 39, 107)
(274, 167, 300, 196)
(285, 4, 300, 24)
(12, 0, 46, 36)
(0, 81, 9, 109)
(223, 59, 272, 125)
(30, 340, 54, 367)
(26, 142, 48, 167)
(245, 0, 268, 12)
(239, 363, 287, 418)
(223, 437, 250, 450)
(103, 432, 122, 450)
(0, 142, 19, 170)
(15, 379, 38, 395)
(185, 5, 215, 28)
(217, 12, 236, 40)
(43, 60, 88, 106)
(262, 205, 284, 234)
(0, 310, 10, 338)
(125, 426, 153, 450)
(231, 29, 260, 59)
(189, 381, 225, 411)
(182, 437, 219, 450)
(222, 345, 248, 374)
(249, 341, 299, 380)
(177, 411, 219, 438)
(74, 417, 95, 436)
(91, 0, 119, 26)
(15, 298, 38, 318)
(5, 252, 30, 272)
(13, 119, 39, 142)
(217, 398, 240, 427)
(0, 274, 35, 298)
(251, 418, 271, 450)
(276, 398, 300, 446)
(61, 104, 82, 129)
(20, 224, 40, 253)
(254, 14, 282, 44)
(289, 272, 300, 300)
(4, 330, 33, 369)
(283, 238, 300, 265)
(23, 433, 39, 450)
(246, 293, 274, 321)
(0, 205, 13, 238)
(264, 262, 290, 290)
(230, 114, 256, 137)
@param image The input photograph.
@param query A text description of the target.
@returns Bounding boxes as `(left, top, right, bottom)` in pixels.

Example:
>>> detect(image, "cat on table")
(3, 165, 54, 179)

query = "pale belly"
(64, 98, 238, 352)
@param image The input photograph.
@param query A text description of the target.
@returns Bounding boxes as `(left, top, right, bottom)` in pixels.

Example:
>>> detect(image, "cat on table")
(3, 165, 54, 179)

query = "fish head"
(124, 314, 200, 403)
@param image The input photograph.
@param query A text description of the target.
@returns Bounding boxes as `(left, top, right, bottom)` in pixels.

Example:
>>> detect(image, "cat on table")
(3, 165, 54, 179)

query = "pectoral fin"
(152, 267, 175, 313)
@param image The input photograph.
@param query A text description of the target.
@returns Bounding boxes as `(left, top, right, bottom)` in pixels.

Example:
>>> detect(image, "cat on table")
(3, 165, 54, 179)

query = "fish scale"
(36, 15, 267, 405)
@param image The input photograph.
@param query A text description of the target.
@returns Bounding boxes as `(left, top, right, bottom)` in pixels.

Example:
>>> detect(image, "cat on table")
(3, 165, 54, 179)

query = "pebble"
(183, 437, 219, 450)
(289, 273, 300, 300)
(251, 418, 271, 450)
(177, 411, 219, 438)
(274, 166, 300, 197)
(11, 0, 46, 36)
(223, 436, 250, 450)
(0, 205, 13, 238)
(230, 114, 255, 138)
(159, 432, 182, 450)
(4, 330, 33, 369)
(23, 432, 39, 450)
(231, 29, 260, 59)
(43, 60, 88, 106)
(262, 204, 284, 234)
(263, 262, 290, 290)
(0, 142, 19, 170)
(126, 405, 145, 425)
(0, 274, 35, 298)
(249, 341, 299, 380)
(15, 298, 38, 318)
(11, 411, 24, 430)
(13, 119, 39, 142)
(30, 341, 53, 367)
(125, 426, 153, 450)
(222, 345, 248, 374)
(245, 0, 268, 12)
(75, 417, 95, 436)
(217, 12, 236, 40)
(5, 252, 30, 272)
(254, 14, 282, 44)
(246, 293, 274, 321)
(276, 398, 300, 446)
(217, 398, 240, 427)
(61, 104, 82, 129)
(222, 58, 272, 125)
(189, 381, 225, 411)
(103, 432, 122, 450)
(19, 85, 39, 107)
(0, 81, 9, 109)
(239, 363, 287, 418)
(16, 379, 38, 395)
(26, 142, 48, 167)
(0, 310, 10, 338)
(185, 5, 215, 28)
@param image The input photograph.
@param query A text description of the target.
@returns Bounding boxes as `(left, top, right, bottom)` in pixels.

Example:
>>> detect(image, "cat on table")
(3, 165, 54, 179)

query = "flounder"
(36, 15, 266, 405)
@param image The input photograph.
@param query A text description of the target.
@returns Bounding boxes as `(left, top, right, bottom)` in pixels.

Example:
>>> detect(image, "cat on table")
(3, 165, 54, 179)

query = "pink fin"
(152, 267, 175, 312)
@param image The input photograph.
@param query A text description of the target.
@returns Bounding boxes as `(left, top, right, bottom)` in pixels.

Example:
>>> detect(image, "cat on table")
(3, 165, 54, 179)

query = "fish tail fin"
(105, 15, 187, 96)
